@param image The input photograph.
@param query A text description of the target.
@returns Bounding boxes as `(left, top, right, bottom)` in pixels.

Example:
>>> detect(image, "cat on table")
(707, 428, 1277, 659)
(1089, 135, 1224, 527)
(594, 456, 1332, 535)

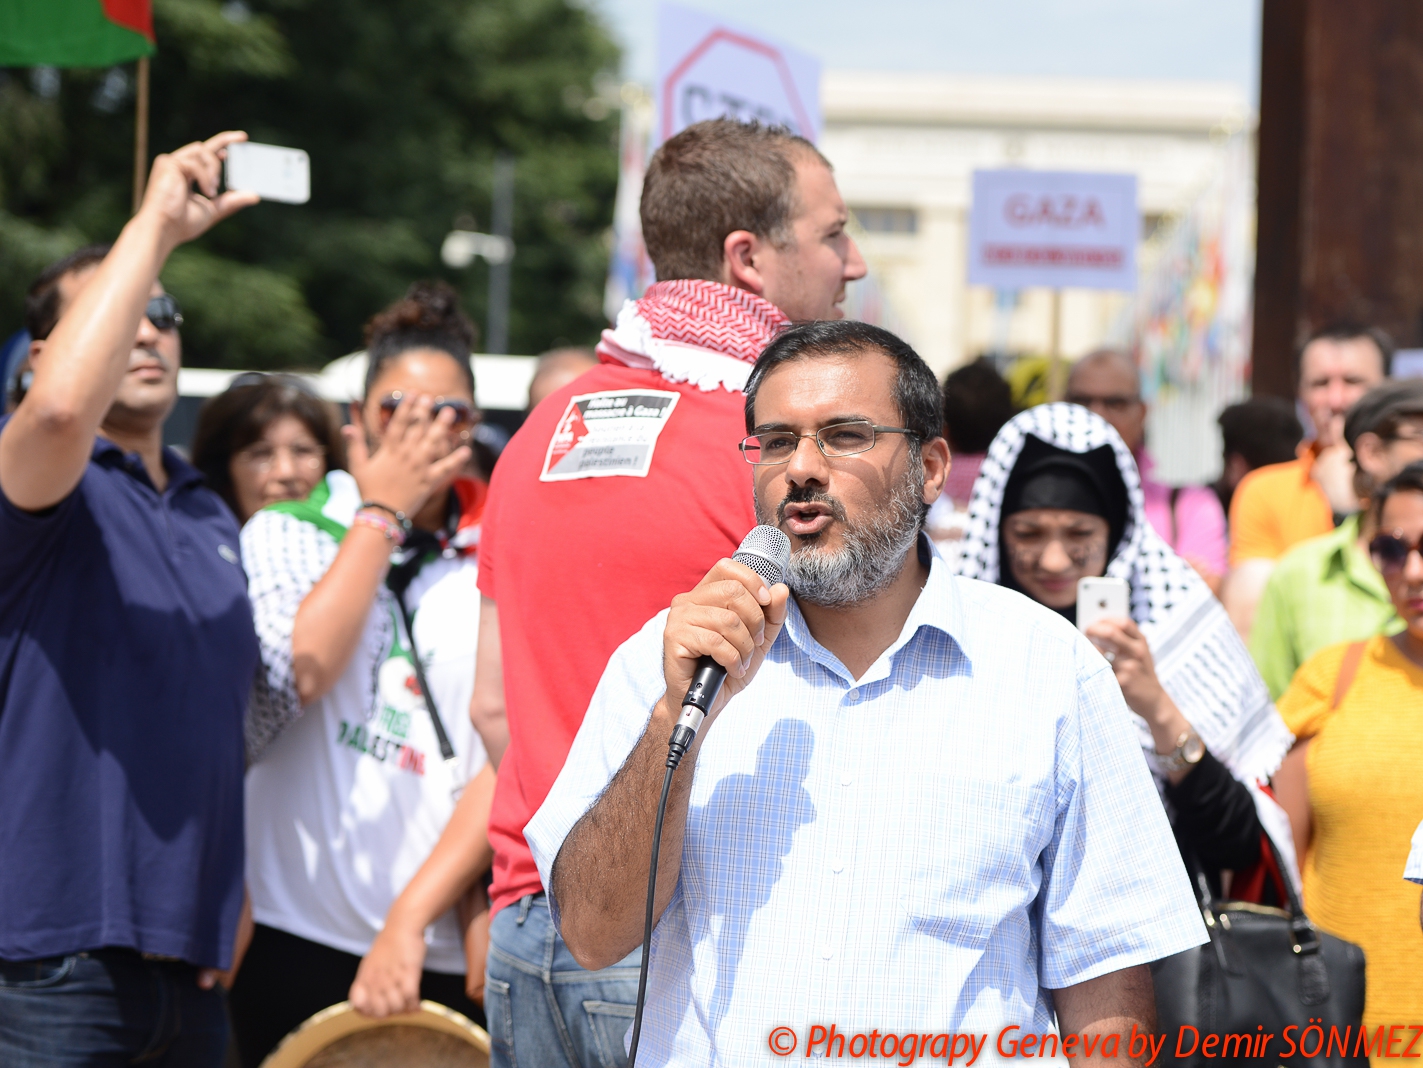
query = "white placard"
(655, 3, 821, 147)
(539, 390, 681, 481)
(968, 170, 1139, 292)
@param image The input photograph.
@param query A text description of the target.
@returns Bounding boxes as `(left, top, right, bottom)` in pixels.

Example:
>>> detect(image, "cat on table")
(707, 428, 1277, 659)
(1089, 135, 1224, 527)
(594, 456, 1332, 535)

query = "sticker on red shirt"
(540, 390, 680, 481)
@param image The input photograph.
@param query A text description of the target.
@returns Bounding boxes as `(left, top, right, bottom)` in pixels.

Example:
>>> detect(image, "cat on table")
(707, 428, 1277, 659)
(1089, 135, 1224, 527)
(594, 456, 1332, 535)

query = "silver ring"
(1104, 649, 1116, 664)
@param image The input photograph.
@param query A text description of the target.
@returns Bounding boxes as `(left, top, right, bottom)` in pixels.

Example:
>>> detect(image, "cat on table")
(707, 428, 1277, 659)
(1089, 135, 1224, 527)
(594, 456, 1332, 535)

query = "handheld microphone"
(666, 525, 791, 767)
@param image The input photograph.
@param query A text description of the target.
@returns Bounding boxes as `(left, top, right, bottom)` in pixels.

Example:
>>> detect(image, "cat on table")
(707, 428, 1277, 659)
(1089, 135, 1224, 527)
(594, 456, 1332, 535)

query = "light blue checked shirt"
(526, 546, 1206, 1066)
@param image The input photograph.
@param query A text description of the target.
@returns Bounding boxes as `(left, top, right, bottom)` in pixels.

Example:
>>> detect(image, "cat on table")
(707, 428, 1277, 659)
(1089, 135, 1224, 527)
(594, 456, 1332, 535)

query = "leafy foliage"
(0, 0, 621, 367)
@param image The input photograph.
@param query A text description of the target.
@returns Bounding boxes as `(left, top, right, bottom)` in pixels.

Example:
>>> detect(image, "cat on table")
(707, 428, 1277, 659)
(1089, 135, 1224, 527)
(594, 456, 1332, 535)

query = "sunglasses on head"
(146, 293, 183, 332)
(228, 371, 320, 395)
(1369, 531, 1423, 575)
(378, 391, 477, 429)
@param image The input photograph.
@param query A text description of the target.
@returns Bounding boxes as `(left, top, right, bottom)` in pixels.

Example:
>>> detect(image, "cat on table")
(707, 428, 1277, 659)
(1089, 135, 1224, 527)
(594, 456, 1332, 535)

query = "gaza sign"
(655, 3, 821, 148)
(968, 170, 1139, 291)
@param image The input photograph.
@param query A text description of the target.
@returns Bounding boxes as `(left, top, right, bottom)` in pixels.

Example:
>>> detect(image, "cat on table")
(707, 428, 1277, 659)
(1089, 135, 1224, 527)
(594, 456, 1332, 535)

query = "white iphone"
(225, 141, 310, 204)
(1076, 576, 1129, 634)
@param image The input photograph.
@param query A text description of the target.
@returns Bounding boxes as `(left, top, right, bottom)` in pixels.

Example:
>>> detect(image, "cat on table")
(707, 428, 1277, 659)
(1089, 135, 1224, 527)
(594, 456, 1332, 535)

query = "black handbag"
(1150, 839, 1368, 1068)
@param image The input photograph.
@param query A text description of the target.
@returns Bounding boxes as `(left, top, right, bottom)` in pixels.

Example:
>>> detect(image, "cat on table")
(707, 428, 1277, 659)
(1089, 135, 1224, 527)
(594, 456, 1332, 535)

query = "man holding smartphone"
(0, 133, 260, 1066)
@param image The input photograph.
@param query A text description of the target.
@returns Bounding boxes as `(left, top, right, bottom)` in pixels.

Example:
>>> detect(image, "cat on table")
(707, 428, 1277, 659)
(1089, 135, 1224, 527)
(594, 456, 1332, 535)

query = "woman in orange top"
(1275, 461, 1423, 1049)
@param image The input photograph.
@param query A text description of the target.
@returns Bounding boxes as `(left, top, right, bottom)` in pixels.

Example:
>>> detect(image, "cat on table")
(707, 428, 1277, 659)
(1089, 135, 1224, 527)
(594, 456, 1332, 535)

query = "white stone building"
(819, 71, 1251, 377)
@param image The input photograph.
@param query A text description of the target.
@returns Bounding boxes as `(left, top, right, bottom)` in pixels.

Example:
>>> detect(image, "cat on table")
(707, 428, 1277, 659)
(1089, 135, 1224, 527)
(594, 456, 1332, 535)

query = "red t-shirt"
(478, 364, 758, 915)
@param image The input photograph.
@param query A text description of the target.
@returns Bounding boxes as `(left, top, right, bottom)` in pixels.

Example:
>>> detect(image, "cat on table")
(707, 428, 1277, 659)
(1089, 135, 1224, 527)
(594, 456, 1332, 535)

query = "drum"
(259, 1000, 490, 1068)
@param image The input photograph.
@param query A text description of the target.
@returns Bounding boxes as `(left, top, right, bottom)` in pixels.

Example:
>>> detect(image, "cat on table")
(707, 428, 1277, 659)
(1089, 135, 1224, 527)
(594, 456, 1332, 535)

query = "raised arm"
(289, 398, 469, 705)
(552, 559, 787, 971)
(0, 133, 256, 512)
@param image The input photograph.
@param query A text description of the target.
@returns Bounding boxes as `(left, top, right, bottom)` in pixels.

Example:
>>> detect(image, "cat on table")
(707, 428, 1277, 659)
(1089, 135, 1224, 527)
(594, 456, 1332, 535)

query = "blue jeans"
(486, 894, 641, 1068)
(0, 948, 228, 1067)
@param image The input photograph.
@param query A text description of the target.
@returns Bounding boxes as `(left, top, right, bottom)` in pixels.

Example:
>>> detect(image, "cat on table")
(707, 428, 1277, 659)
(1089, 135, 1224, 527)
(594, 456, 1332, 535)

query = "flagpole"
(132, 55, 149, 214)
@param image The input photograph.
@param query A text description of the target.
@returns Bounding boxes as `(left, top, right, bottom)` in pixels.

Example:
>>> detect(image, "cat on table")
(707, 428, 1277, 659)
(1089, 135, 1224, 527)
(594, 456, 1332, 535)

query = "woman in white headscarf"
(954, 404, 1297, 898)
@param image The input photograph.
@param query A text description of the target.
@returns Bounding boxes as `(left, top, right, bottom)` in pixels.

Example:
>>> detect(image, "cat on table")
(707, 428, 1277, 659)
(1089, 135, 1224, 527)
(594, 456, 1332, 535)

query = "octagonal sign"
(655, 3, 821, 147)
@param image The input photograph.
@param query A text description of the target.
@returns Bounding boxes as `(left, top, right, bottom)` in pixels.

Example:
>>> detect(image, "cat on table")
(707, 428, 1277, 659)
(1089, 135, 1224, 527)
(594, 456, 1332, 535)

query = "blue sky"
(589, 0, 1261, 99)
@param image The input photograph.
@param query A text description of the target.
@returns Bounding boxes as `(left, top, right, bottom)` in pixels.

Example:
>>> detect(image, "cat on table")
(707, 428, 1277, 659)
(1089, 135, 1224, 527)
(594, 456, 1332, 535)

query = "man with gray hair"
(531, 321, 1204, 1067)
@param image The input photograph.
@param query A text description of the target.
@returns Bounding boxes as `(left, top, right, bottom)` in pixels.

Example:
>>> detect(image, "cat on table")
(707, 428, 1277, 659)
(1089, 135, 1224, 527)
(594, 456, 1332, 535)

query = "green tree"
(0, 0, 621, 368)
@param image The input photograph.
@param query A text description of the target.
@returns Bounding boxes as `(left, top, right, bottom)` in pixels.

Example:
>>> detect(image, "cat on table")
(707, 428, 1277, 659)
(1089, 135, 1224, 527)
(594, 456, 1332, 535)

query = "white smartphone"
(224, 141, 310, 204)
(1076, 576, 1129, 634)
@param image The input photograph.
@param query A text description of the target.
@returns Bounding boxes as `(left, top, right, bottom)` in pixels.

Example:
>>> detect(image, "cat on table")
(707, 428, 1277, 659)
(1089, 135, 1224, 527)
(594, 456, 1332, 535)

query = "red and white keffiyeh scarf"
(597, 279, 791, 393)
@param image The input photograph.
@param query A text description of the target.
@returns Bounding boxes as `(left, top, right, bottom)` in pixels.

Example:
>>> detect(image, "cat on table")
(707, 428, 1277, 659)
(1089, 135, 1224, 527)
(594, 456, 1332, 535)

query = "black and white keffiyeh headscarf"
(953, 404, 1293, 788)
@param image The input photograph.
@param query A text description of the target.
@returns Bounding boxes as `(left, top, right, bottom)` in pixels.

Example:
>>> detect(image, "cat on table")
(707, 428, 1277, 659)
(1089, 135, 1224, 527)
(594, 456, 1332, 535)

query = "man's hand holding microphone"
(659, 525, 792, 764)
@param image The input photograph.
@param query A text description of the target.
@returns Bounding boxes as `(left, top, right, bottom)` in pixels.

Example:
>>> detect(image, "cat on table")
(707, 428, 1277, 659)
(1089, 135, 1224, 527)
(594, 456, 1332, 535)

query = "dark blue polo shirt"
(0, 419, 257, 969)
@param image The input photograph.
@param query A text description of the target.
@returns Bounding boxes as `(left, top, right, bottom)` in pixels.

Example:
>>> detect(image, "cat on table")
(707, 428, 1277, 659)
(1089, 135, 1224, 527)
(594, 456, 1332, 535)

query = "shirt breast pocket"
(897, 777, 1050, 951)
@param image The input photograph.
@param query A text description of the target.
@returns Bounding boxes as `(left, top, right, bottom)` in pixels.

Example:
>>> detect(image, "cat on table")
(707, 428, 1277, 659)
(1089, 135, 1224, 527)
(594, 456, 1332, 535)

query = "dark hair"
(1300, 322, 1395, 377)
(363, 280, 477, 398)
(641, 118, 830, 282)
(744, 321, 943, 448)
(24, 244, 113, 340)
(1218, 397, 1303, 469)
(191, 375, 346, 517)
(943, 358, 1015, 453)
(1373, 460, 1423, 527)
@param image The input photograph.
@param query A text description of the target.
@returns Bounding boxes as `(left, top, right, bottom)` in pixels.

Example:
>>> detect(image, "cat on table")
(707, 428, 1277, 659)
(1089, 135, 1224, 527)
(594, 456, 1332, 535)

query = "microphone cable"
(627, 739, 689, 1067)
(625, 526, 789, 1066)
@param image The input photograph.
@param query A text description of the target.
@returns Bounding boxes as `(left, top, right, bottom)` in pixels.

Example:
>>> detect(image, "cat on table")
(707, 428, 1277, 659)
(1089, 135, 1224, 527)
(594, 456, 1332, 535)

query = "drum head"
(259, 1000, 490, 1068)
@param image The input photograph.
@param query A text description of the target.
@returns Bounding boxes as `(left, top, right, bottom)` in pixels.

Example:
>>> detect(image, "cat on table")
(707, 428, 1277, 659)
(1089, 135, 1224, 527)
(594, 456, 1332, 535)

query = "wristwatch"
(1157, 730, 1206, 773)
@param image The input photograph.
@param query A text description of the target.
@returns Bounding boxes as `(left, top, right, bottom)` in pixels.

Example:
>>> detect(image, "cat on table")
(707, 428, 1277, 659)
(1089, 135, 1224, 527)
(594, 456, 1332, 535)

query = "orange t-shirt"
(1228, 441, 1335, 565)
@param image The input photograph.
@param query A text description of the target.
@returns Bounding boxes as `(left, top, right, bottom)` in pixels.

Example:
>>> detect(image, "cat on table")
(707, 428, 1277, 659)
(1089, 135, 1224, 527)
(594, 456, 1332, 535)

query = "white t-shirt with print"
(242, 470, 486, 972)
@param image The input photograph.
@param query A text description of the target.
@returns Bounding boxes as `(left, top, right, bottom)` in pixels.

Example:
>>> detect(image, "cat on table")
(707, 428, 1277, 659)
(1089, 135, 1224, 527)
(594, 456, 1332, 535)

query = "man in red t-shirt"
(471, 119, 865, 1068)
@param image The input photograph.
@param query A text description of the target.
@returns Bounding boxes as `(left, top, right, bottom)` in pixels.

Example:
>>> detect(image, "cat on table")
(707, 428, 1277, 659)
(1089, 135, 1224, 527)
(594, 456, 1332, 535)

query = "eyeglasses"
(1066, 393, 1141, 414)
(739, 420, 916, 465)
(146, 294, 183, 332)
(234, 441, 326, 471)
(378, 391, 478, 430)
(1369, 531, 1423, 576)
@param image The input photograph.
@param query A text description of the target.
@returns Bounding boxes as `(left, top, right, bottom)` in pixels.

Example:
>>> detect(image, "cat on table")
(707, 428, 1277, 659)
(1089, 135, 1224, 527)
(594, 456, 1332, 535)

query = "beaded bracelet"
(352, 509, 406, 545)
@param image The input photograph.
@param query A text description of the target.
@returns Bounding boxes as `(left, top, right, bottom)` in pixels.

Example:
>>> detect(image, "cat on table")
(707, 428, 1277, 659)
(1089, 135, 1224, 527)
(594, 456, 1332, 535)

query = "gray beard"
(756, 454, 926, 609)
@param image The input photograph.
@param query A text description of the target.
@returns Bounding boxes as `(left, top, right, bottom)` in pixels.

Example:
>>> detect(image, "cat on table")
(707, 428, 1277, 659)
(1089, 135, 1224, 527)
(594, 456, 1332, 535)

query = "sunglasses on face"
(377, 391, 477, 429)
(1369, 531, 1423, 575)
(146, 294, 183, 332)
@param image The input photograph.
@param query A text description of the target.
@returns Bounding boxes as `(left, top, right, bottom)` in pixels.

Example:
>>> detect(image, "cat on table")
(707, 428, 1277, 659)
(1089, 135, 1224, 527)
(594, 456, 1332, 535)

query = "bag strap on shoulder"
(1330, 640, 1367, 711)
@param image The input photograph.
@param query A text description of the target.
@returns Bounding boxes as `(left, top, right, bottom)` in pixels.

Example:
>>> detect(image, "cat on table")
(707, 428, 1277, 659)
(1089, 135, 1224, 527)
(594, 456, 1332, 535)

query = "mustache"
(776, 486, 848, 525)
(127, 345, 170, 371)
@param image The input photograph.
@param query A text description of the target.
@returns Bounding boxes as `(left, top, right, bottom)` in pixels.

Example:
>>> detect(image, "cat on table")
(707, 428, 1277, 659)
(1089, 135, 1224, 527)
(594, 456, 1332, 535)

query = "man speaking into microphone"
(526, 321, 1206, 1067)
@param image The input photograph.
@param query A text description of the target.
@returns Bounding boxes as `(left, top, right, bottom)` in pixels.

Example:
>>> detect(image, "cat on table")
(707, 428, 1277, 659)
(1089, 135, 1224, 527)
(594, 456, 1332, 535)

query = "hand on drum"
(349, 922, 427, 1018)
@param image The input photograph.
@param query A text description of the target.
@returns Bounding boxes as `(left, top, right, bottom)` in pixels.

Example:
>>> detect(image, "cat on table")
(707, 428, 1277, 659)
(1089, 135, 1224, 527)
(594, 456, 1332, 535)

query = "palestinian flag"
(0, 0, 155, 68)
